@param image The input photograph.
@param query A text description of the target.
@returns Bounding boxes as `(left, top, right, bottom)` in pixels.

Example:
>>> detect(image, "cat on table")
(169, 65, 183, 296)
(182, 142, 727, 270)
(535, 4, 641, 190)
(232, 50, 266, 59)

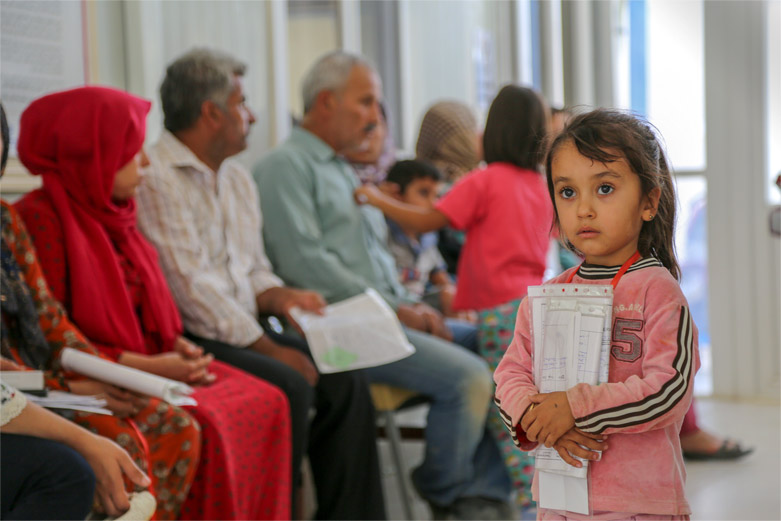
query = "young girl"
(494, 108, 699, 520)
(355, 85, 553, 507)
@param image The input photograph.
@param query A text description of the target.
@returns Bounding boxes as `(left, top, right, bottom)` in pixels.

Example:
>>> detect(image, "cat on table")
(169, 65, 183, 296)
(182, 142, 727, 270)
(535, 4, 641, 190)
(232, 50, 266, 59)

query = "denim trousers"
(365, 326, 512, 507)
(446, 318, 480, 354)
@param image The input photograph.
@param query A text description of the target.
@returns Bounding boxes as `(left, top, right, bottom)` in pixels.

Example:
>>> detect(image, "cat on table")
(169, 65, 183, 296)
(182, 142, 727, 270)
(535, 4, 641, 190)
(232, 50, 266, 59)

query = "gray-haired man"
(137, 48, 385, 520)
(254, 51, 514, 520)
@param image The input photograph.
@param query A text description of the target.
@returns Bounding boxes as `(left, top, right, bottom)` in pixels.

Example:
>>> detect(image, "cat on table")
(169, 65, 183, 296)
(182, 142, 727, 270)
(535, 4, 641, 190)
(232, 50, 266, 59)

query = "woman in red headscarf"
(15, 86, 292, 520)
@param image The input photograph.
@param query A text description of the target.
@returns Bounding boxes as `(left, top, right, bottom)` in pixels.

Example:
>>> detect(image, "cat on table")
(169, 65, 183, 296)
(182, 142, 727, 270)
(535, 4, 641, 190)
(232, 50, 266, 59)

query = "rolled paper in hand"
(61, 348, 197, 406)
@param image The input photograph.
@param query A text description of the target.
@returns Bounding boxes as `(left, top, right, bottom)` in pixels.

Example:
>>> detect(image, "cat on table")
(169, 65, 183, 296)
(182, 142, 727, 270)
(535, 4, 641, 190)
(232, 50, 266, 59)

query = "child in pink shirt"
(355, 85, 553, 508)
(494, 109, 699, 520)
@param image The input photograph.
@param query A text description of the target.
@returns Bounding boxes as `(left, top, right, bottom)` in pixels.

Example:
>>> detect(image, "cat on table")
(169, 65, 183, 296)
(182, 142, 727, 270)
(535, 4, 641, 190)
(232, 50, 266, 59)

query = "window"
(287, 0, 340, 121)
(397, 0, 514, 150)
(629, 0, 705, 172)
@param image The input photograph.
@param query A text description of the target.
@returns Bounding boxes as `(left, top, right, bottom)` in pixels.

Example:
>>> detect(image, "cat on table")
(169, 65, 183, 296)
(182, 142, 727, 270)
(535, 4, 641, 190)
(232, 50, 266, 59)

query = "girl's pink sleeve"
(566, 277, 700, 436)
(493, 297, 540, 450)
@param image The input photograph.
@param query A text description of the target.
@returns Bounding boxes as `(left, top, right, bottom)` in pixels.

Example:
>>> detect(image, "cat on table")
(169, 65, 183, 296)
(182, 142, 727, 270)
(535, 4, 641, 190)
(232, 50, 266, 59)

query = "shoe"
(683, 439, 754, 461)
(429, 503, 454, 521)
(410, 469, 455, 520)
(451, 497, 516, 521)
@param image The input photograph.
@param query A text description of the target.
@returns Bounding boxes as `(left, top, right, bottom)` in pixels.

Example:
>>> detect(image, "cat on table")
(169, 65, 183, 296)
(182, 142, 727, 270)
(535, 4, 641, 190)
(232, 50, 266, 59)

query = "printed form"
(528, 284, 614, 514)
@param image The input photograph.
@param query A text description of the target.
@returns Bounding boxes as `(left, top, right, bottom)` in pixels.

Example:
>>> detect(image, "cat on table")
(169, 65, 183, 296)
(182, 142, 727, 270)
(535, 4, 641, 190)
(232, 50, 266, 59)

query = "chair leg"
(384, 410, 416, 520)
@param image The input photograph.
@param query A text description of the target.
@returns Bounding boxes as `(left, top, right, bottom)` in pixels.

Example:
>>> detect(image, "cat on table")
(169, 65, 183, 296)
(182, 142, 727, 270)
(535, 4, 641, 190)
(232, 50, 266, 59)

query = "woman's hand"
(521, 391, 576, 447)
(0, 356, 24, 371)
(146, 352, 215, 385)
(172, 336, 205, 359)
(67, 380, 147, 418)
(172, 337, 217, 385)
(552, 428, 608, 468)
(119, 344, 216, 386)
(79, 433, 151, 517)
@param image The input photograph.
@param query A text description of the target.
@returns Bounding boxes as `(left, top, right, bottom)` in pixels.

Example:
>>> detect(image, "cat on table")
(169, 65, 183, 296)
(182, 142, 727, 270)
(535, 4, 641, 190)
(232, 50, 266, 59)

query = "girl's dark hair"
(483, 85, 549, 171)
(545, 108, 680, 280)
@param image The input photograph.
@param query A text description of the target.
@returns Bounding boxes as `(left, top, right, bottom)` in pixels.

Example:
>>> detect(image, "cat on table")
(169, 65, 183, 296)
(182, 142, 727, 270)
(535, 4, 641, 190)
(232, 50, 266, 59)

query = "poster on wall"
(0, 0, 87, 169)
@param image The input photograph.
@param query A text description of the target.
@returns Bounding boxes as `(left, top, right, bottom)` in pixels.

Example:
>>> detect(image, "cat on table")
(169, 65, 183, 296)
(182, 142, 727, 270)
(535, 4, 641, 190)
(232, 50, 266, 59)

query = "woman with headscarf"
(415, 100, 483, 275)
(415, 100, 482, 185)
(1, 102, 200, 520)
(15, 86, 292, 520)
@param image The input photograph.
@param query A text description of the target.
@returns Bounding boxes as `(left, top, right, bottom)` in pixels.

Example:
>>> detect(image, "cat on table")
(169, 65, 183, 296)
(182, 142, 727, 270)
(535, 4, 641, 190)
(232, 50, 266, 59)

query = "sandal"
(683, 439, 754, 461)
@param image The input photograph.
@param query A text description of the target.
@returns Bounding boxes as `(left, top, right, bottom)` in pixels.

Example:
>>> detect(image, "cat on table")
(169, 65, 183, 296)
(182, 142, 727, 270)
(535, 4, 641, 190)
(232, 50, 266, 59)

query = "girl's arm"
(493, 297, 540, 451)
(565, 279, 698, 437)
(354, 183, 449, 233)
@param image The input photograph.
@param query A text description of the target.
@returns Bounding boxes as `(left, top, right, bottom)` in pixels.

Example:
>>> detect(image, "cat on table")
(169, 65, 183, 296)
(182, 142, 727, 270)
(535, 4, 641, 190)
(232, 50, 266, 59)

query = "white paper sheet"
(538, 470, 591, 514)
(528, 284, 614, 515)
(25, 390, 112, 415)
(61, 349, 197, 406)
(290, 289, 415, 373)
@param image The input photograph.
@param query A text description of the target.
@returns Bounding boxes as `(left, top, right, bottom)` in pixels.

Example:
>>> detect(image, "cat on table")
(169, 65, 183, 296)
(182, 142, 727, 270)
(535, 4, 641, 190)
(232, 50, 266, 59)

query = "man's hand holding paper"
(258, 286, 326, 335)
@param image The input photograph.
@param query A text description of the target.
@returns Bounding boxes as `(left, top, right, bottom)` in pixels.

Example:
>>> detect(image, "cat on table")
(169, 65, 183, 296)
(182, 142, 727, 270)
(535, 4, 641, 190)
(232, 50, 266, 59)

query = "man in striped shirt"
(136, 48, 385, 520)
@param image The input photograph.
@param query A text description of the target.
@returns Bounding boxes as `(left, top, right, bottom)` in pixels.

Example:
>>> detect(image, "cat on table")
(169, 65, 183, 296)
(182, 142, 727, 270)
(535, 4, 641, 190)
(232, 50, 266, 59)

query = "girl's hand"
(354, 184, 384, 205)
(80, 434, 151, 516)
(522, 391, 575, 447)
(67, 380, 147, 418)
(553, 428, 608, 468)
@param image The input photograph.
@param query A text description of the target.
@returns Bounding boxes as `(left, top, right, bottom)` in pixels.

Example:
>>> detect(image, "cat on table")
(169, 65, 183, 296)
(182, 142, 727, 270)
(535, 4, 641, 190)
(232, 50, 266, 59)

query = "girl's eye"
(598, 184, 614, 195)
(559, 187, 575, 199)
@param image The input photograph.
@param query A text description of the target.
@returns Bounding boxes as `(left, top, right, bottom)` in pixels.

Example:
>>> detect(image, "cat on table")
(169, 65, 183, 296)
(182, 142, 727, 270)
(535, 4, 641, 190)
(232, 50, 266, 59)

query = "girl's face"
(551, 140, 659, 266)
(112, 149, 149, 202)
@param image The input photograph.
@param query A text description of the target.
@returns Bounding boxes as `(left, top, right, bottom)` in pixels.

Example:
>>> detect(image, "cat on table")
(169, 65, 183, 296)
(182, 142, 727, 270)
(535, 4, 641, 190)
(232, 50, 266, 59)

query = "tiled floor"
(376, 397, 781, 521)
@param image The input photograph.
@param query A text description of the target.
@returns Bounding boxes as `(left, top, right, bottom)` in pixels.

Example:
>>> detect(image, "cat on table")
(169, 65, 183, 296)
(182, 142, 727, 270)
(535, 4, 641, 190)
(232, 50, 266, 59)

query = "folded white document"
(528, 283, 615, 515)
(291, 289, 415, 374)
(61, 348, 197, 407)
(25, 390, 112, 415)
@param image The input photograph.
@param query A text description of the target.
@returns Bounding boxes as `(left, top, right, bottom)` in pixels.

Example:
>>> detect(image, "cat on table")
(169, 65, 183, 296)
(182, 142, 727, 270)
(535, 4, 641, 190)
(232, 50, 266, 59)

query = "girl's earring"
(646, 213, 655, 221)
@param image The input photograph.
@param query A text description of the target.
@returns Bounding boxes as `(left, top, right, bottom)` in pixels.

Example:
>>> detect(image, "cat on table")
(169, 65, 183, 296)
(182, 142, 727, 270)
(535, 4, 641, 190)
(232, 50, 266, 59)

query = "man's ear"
(201, 100, 224, 129)
(317, 90, 337, 113)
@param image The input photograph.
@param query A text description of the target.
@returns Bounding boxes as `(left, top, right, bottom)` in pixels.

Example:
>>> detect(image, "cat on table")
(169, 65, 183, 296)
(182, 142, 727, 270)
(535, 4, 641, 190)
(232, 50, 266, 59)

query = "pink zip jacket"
(494, 257, 699, 516)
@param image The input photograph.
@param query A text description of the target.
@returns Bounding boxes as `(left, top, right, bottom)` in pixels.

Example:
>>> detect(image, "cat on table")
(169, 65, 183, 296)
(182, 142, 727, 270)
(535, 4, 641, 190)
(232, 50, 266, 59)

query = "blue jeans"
(365, 327, 512, 507)
(446, 318, 479, 354)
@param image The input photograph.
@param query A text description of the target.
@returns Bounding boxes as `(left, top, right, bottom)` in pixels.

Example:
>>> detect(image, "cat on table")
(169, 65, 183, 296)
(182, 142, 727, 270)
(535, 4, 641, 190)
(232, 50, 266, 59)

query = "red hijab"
(17, 86, 182, 354)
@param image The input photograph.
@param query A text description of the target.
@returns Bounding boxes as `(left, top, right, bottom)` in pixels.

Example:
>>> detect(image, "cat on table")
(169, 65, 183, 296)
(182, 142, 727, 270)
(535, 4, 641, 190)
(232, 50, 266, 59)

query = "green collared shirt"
(252, 127, 415, 308)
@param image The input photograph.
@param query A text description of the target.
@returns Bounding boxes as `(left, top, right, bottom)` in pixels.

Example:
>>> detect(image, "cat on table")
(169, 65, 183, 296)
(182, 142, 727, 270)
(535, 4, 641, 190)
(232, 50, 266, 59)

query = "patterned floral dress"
(1, 201, 200, 520)
(478, 297, 536, 508)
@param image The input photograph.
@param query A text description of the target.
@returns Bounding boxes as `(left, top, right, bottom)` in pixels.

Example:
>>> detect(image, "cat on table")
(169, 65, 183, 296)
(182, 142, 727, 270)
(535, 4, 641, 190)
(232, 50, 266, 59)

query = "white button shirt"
(137, 131, 283, 347)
